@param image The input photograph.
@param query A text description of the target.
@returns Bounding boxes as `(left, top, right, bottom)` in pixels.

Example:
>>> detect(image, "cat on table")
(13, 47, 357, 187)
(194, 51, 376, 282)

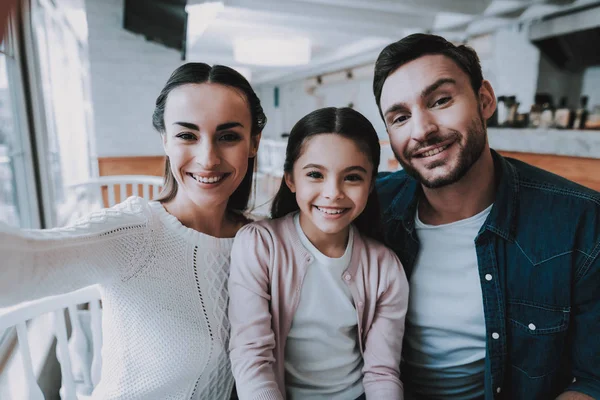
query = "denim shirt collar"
(382, 149, 520, 242)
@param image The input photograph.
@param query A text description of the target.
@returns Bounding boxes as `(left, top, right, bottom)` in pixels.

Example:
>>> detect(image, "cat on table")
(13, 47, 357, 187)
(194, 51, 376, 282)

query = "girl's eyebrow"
(302, 163, 368, 173)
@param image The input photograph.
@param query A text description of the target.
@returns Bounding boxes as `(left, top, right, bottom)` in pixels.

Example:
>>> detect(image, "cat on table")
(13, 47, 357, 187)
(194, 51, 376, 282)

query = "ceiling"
(184, 0, 586, 85)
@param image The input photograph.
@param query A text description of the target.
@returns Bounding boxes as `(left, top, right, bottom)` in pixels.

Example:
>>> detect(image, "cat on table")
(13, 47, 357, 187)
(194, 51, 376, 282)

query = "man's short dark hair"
(373, 33, 484, 118)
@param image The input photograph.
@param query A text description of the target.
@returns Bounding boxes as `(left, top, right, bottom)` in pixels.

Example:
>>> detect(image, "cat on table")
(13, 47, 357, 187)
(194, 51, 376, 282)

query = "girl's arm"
(228, 224, 283, 400)
(0, 198, 150, 307)
(362, 249, 409, 400)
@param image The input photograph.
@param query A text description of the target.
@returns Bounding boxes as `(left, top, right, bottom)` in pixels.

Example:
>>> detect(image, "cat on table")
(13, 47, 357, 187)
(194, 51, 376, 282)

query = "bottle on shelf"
(529, 94, 543, 128)
(573, 96, 589, 130)
(504, 96, 518, 127)
(539, 94, 555, 129)
(496, 96, 508, 126)
(554, 97, 574, 129)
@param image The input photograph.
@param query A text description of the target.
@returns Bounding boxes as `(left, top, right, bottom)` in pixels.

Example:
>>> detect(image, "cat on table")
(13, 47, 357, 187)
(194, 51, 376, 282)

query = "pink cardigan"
(228, 213, 409, 400)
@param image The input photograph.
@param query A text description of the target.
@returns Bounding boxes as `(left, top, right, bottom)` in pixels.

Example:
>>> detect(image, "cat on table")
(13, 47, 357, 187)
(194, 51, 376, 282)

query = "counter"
(488, 128, 600, 159)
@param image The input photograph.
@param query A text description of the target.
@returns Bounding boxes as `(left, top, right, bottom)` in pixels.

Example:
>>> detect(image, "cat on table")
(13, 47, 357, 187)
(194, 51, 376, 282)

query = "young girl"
(0, 63, 265, 399)
(228, 107, 409, 400)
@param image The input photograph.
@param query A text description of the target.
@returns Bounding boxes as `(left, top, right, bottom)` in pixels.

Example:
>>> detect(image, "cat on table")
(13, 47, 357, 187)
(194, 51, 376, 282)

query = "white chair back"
(71, 175, 163, 208)
(0, 286, 102, 399)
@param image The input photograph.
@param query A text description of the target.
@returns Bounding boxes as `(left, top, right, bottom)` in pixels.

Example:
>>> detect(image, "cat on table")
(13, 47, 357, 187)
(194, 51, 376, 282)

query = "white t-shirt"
(403, 204, 493, 400)
(283, 213, 364, 400)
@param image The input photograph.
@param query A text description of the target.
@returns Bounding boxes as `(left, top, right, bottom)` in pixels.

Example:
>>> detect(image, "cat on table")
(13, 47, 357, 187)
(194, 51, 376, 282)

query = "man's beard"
(393, 114, 487, 189)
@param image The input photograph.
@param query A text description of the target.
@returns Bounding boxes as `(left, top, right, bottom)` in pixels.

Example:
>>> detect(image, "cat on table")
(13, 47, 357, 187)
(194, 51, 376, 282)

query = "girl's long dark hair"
(153, 63, 266, 214)
(270, 107, 383, 241)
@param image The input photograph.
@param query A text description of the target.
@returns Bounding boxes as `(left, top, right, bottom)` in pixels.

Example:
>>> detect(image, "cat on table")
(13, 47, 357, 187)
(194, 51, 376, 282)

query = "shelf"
(488, 128, 600, 159)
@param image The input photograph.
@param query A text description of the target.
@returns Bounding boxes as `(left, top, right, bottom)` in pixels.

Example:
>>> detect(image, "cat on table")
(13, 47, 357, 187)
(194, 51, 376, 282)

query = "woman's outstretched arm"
(0, 197, 151, 307)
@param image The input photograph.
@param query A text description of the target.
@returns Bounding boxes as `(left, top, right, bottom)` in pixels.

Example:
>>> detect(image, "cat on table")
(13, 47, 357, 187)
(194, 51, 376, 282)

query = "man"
(374, 33, 599, 400)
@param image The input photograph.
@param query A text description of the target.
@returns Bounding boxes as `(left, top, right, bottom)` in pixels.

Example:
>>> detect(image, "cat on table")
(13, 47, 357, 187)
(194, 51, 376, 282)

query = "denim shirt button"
(496, 387, 501, 394)
(492, 332, 500, 340)
(485, 274, 493, 281)
(573, 377, 577, 383)
(528, 323, 536, 331)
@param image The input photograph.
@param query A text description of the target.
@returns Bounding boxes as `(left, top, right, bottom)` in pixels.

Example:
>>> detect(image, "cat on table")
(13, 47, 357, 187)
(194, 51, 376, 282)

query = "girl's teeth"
(317, 207, 345, 215)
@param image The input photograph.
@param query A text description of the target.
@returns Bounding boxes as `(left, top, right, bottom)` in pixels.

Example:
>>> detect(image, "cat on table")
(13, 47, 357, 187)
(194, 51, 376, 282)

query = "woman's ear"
(249, 133, 262, 158)
(284, 172, 296, 193)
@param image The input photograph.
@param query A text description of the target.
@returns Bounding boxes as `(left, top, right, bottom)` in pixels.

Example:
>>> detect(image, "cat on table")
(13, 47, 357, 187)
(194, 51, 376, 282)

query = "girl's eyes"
(219, 132, 241, 142)
(306, 171, 323, 179)
(345, 174, 363, 182)
(305, 171, 364, 182)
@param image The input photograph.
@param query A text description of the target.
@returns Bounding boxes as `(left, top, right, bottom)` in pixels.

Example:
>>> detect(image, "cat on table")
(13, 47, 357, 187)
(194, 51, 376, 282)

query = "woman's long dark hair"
(270, 107, 383, 241)
(153, 63, 267, 214)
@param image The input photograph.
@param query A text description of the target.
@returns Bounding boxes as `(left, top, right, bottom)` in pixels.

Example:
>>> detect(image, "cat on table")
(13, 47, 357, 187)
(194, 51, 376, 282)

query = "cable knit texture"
(0, 196, 235, 400)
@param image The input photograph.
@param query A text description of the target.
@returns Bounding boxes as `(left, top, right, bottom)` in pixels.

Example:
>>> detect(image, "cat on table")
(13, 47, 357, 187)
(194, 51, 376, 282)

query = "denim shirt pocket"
(507, 300, 570, 379)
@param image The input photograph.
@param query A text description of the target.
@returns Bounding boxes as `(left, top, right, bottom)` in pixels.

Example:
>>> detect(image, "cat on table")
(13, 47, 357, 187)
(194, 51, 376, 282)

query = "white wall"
(582, 66, 600, 110)
(491, 26, 541, 113)
(256, 69, 387, 140)
(85, 0, 182, 157)
(536, 52, 583, 108)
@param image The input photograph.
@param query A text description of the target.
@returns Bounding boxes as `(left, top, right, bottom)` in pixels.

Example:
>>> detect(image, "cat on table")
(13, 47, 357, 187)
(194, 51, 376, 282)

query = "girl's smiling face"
(285, 133, 373, 244)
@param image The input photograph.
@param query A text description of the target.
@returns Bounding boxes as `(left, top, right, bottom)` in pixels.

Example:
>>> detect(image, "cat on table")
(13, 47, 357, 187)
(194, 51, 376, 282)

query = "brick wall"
(85, 0, 182, 157)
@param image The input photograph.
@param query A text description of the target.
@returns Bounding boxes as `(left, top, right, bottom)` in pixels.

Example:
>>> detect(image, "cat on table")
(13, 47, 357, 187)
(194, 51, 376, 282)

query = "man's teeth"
(190, 174, 224, 183)
(316, 206, 346, 215)
(421, 144, 450, 158)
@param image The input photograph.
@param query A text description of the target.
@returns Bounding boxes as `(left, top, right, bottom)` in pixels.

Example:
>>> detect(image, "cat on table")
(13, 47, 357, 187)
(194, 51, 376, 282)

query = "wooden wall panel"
(498, 151, 600, 192)
(98, 156, 165, 177)
(97, 153, 600, 193)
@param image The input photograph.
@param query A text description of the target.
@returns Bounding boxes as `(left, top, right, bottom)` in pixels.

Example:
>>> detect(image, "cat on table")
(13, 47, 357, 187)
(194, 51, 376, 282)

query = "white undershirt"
(403, 204, 493, 400)
(284, 213, 364, 400)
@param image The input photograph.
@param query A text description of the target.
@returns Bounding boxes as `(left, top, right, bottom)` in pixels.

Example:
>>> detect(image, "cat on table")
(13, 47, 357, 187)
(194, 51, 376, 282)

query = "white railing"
(0, 286, 102, 399)
(69, 175, 164, 208)
(0, 175, 164, 398)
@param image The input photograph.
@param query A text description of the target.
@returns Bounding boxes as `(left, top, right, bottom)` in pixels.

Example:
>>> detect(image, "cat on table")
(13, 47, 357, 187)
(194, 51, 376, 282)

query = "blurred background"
(0, 0, 599, 398)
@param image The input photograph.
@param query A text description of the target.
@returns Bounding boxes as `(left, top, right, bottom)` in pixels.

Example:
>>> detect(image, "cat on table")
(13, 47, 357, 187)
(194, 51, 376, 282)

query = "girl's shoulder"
(237, 213, 293, 236)
(233, 214, 296, 252)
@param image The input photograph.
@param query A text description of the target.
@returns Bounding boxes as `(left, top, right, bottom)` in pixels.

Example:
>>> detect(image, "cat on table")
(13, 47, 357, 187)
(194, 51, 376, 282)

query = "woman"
(0, 63, 265, 399)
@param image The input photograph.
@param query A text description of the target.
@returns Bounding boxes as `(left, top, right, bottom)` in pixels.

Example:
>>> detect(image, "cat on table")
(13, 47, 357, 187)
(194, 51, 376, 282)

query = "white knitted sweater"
(0, 197, 235, 400)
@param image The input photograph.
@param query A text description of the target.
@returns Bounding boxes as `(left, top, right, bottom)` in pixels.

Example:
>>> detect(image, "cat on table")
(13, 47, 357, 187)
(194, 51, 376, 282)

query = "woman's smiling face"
(162, 83, 258, 210)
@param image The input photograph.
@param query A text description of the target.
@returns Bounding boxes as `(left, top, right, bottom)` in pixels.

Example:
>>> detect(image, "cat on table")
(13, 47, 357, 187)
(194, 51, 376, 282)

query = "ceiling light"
(185, 2, 224, 41)
(233, 37, 311, 67)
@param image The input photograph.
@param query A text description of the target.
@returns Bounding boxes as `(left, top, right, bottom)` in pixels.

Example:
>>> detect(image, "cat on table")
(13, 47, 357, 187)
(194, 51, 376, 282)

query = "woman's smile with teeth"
(315, 206, 347, 215)
(420, 144, 450, 158)
(187, 173, 226, 183)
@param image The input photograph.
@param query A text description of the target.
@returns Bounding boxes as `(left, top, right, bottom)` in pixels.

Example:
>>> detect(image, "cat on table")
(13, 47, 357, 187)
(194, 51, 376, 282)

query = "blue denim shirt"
(376, 150, 600, 400)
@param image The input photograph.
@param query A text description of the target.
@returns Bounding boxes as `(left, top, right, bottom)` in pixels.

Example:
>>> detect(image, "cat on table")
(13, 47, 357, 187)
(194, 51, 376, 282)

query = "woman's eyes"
(176, 132, 196, 140)
(175, 132, 241, 142)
